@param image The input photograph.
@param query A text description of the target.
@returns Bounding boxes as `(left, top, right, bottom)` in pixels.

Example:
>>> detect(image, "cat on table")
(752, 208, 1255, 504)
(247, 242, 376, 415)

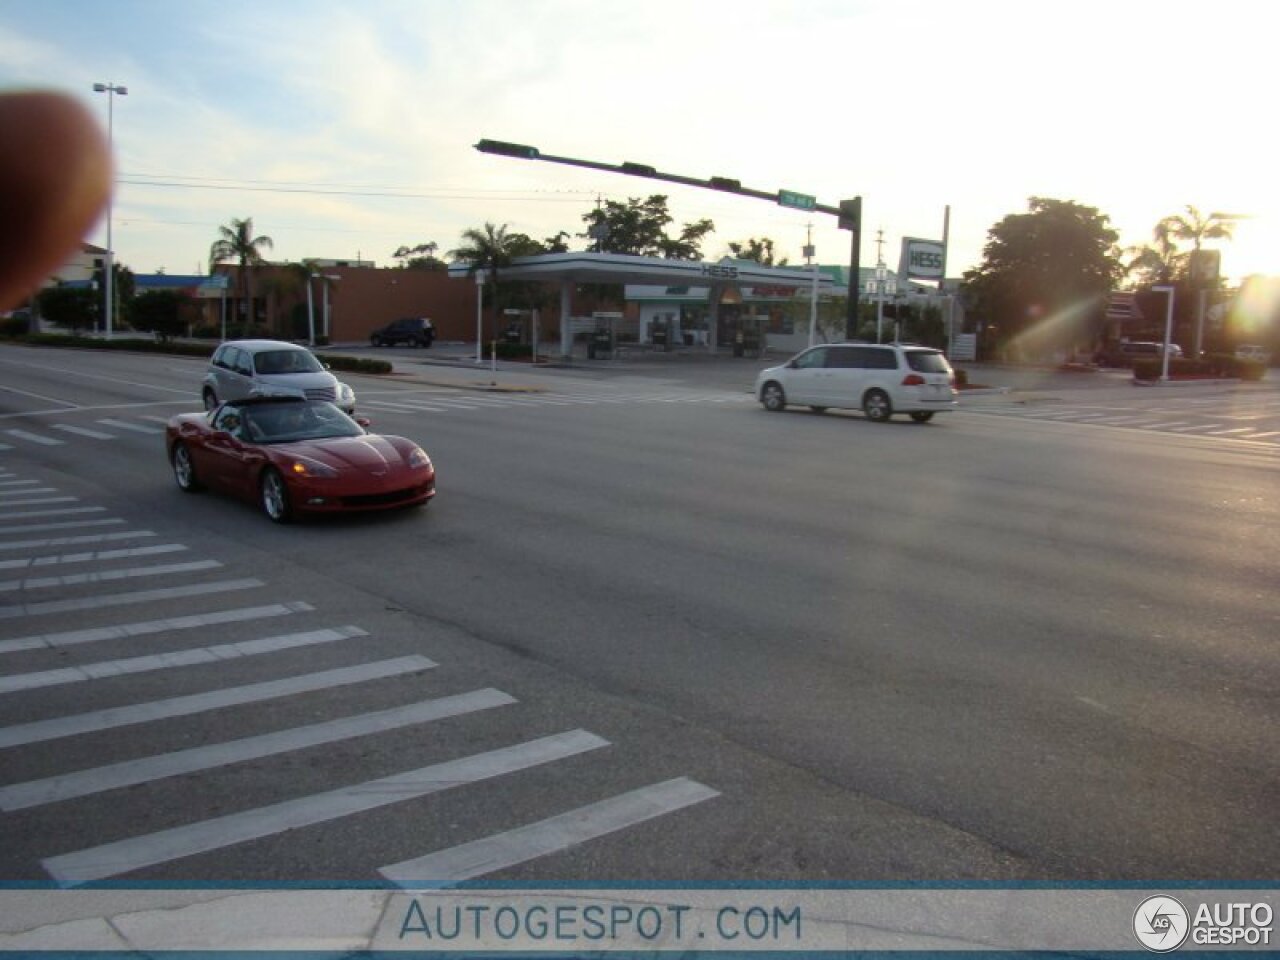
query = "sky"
(2, 0, 1275, 285)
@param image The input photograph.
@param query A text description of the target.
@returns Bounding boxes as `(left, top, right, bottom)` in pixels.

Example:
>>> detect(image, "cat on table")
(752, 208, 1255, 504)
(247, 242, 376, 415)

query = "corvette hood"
(277, 436, 411, 473)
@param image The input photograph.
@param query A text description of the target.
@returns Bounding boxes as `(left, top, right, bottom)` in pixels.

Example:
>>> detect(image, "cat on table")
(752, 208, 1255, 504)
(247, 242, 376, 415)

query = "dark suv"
(370, 317, 435, 348)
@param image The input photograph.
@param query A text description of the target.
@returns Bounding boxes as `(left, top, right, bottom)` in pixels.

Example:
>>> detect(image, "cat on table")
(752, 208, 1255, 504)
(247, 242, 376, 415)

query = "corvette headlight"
(289, 456, 338, 478)
(407, 446, 432, 469)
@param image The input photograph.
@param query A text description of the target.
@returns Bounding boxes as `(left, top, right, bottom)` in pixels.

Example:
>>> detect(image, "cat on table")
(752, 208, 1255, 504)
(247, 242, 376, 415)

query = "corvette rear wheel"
(171, 442, 201, 492)
(260, 468, 293, 524)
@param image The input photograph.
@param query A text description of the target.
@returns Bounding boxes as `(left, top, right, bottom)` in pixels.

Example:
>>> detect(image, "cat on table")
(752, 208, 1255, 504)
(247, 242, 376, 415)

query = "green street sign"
(778, 189, 816, 211)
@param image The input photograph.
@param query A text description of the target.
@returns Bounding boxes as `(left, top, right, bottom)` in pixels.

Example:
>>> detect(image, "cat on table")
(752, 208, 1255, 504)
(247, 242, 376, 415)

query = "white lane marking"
(0, 601, 313, 655)
(4, 430, 64, 446)
(0, 444, 11, 450)
(0, 558, 221, 593)
(0, 530, 157, 554)
(0, 516, 120, 535)
(0, 577, 263, 621)
(0, 688, 513, 810)
(1208, 427, 1255, 435)
(42, 729, 610, 885)
(0, 625, 368, 694)
(1169, 424, 1219, 432)
(1141, 422, 1192, 429)
(96, 419, 163, 435)
(0, 543, 183, 571)
(0, 497, 79, 509)
(0, 383, 78, 406)
(52, 424, 116, 440)
(0, 487, 57, 497)
(0, 356, 194, 397)
(1251, 431, 1280, 438)
(0, 655, 436, 749)
(380, 778, 720, 886)
(0, 479, 40, 487)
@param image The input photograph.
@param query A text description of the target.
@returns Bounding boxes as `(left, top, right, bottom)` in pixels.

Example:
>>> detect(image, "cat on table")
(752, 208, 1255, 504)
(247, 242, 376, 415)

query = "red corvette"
(166, 396, 435, 523)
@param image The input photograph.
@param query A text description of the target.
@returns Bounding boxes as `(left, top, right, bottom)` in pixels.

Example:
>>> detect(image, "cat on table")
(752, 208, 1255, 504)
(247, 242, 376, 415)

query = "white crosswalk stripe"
(0, 469, 721, 886)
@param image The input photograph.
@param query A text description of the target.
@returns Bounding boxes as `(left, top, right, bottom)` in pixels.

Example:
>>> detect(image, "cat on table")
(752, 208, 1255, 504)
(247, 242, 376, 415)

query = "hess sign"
(899, 238, 945, 282)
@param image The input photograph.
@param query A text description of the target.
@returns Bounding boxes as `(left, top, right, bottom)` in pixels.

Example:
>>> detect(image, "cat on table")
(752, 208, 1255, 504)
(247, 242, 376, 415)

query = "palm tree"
(448, 222, 524, 350)
(209, 217, 274, 336)
(1157, 205, 1237, 254)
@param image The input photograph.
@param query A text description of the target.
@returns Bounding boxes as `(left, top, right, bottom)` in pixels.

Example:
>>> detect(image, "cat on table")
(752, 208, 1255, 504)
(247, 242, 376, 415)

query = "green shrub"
(315, 352, 392, 374)
(1133, 355, 1266, 381)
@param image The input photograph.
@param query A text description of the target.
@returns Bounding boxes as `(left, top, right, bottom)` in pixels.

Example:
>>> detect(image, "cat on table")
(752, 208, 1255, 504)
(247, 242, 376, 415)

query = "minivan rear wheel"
(863, 390, 892, 422)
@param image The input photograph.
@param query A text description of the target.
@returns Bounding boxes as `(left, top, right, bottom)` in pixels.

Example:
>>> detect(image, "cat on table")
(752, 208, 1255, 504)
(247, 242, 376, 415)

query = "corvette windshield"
(243, 401, 363, 444)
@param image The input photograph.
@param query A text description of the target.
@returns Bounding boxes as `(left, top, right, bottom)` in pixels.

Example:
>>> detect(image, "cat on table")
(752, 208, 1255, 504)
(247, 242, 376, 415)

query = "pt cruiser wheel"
(863, 389, 892, 422)
(761, 382, 786, 412)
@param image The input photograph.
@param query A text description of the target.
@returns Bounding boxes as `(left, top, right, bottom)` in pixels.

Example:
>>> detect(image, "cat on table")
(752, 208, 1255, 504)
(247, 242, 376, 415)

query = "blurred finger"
(0, 90, 112, 312)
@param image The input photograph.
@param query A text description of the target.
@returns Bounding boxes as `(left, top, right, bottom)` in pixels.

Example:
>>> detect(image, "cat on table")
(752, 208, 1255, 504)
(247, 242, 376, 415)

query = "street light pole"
(1153, 285, 1176, 382)
(92, 82, 127, 340)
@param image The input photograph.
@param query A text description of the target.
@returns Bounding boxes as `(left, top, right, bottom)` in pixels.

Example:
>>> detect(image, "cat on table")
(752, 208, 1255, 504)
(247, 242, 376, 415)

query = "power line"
(118, 175, 597, 203)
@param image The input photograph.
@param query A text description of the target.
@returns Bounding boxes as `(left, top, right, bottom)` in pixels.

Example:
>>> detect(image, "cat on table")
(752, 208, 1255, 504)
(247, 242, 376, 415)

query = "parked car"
(1096, 341, 1182, 367)
(1235, 344, 1271, 364)
(167, 396, 435, 523)
(202, 339, 356, 415)
(370, 316, 435, 348)
(755, 343, 957, 422)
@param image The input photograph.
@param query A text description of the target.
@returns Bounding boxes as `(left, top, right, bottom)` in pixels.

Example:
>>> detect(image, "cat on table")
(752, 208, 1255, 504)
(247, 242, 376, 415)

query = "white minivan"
(755, 343, 957, 422)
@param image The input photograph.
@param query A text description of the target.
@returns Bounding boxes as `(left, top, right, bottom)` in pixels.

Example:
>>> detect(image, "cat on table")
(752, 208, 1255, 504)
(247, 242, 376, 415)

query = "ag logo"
(1134, 895, 1190, 952)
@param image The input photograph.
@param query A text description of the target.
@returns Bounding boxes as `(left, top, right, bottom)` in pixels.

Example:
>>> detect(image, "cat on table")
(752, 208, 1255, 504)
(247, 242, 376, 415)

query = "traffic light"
(474, 139, 540, 159)
(709, 176, 742, 192)
(838, 197, 862, 232)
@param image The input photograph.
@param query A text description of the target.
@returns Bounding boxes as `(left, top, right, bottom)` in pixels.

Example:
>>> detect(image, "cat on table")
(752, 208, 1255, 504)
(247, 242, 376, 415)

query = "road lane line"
(1169, 424, 1219, 432)
(0, 516, 121, 535)
(0, 487, 57, 497)
(380, 778, 720, 885)
(42, 729, 610, 885)
(0, 655, 436, 748)
(0, 601, 313, 655)
(0, 543, 186, 571)
(0, 559, 221, 593)
(0, 480, 39, 487)
(0, 530, 157, 553)
(0, 625, 368, 694)
(52, 425, 116, 440)
(96, 419, 163, 435)
(0, 497, 79, 509)
(0, 687, 511, 810)
(0, 577, 263, 621)
(4, 430, 63, 446)
(1208, 427, 1255, 435)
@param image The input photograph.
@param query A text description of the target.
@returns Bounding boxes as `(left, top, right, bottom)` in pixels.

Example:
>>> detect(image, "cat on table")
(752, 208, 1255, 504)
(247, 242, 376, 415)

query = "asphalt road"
(0, 342, 1276, 885)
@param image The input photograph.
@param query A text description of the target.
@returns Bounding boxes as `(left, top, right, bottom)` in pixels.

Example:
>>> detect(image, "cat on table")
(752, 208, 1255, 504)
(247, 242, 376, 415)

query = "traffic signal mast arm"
(474, 139, 844, 218)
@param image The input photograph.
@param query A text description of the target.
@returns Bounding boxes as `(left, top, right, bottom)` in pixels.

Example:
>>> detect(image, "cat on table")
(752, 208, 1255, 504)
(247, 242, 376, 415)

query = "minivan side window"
(905, 350, 950, 373)
(826, 347, 863, 368)
(837, 347, 896, 369)
(793, 347, 828, 369)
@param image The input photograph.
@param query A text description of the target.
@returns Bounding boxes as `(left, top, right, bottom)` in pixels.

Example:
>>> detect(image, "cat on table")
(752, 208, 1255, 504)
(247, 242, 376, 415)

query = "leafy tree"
(726, 237, 788, 266)
(580, 195, 715, 260)
(36, 285, 97, 333)
(391, 242, 447, 271)
(208, 217, 274, 335)
(131, 289, 189, 343)
(962, 197, 1123, 356)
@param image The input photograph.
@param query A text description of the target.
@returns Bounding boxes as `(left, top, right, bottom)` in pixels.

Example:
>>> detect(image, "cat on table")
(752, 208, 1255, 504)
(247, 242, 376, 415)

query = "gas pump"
(587, 311, 619, 360)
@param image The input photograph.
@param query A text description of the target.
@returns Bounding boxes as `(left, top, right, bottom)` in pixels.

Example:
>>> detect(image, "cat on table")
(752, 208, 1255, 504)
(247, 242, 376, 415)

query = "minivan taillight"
(901, 374, 926, 386)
